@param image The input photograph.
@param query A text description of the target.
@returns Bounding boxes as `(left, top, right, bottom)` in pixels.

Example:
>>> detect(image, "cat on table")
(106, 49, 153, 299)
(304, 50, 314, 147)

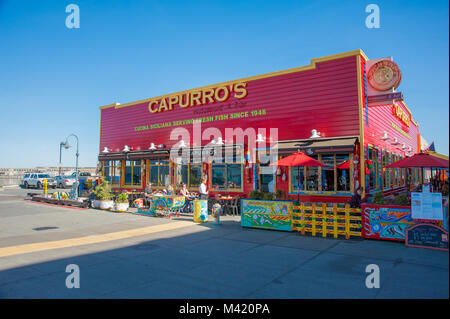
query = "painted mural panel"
(241, 199, 294, 231)
(361, 204, 414, 241)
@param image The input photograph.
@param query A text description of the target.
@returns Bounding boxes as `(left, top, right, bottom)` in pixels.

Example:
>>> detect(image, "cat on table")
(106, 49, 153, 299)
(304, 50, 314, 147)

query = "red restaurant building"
(98, 49, 422, 202)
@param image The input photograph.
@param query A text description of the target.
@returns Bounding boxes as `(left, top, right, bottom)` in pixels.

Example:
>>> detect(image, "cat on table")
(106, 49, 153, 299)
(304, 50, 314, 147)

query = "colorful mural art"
(361, 204, 415, 241)
(133, 195, 185, 218)
(241, 199, 294, 231)
(193, 200, 208, 223)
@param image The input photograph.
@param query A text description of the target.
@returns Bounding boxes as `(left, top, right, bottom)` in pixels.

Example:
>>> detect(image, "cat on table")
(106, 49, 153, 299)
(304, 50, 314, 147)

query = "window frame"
(146, 158, 171, 188)
(122, 160, 143, 188)
(289, 153, 353, 194)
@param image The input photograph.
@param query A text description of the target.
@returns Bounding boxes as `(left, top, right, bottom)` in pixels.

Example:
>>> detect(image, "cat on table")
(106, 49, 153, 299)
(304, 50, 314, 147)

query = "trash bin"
(193, 200, 208, 223)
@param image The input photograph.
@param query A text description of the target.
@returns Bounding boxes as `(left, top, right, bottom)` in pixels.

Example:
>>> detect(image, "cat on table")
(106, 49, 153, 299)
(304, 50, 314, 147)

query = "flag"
(424, 141, 435, 153)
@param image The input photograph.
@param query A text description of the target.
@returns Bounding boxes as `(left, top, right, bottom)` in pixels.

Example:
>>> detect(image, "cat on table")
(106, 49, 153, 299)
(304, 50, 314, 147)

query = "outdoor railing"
(292, 203, 362, 239)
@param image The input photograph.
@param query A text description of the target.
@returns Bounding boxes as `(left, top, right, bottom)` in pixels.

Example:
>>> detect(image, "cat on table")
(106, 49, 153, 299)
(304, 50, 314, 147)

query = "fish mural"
(362, 205, 414, 241)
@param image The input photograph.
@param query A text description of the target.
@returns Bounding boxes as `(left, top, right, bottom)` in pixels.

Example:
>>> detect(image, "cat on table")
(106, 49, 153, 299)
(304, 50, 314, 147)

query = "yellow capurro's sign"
(392, 104, 410, 127)
(148, 82, 248, 113)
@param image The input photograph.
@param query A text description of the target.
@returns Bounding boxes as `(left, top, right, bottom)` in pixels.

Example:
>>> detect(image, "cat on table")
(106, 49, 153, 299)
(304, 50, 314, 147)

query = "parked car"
(54, 175, 76, 189)
(22, 173, 57, 189)
(70, 172, 97, 189)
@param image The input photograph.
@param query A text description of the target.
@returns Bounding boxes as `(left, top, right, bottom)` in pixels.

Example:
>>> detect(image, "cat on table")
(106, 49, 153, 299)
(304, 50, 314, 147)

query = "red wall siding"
(100, 55, 361, 152)
(360, 57, 420, 195)
(363, 100, 419, 154)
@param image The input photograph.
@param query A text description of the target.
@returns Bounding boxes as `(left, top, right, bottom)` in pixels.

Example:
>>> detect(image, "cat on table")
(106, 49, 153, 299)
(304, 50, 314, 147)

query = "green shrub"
(94, 181, 113, 201)
(274, 189, 286, 200)
(116, 193, 129, 203)
(261, 192, 275, 200)
(394, 193, 410, 206)
(372, 191, 385, 205)
(248, 190, 279, 201)
(248, 190, 262, 199)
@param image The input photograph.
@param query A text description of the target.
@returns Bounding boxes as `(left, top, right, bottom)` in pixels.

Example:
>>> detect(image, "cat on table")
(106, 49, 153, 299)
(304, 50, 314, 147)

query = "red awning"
(270, 152, 327, 167)
(386, 153, 449, 168)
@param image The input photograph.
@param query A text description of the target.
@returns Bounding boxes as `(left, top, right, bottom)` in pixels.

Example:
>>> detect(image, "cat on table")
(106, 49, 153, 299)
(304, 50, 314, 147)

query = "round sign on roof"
(367, 60, 402, 91)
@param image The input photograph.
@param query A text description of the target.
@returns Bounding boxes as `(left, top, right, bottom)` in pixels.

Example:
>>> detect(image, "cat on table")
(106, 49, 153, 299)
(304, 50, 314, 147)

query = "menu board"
(411, 192, 443, 220)
(405, 224, 449, 251)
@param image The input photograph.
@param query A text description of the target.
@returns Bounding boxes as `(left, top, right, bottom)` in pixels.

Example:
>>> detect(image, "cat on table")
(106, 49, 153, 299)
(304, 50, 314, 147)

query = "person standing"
(199, 177, 209, 200)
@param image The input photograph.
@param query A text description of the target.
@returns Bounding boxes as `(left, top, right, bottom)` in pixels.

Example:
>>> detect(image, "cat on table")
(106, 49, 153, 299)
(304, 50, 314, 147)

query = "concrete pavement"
(0, 188, 448, 298)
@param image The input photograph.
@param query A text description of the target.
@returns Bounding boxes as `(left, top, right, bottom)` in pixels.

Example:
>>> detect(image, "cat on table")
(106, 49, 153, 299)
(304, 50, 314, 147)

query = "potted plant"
(94, 181, 114, 210)
(115, 193, 129, 212)
(372, 191, 386, 205)
(393, 193, 410, 206)
(274, 189, 286, 200)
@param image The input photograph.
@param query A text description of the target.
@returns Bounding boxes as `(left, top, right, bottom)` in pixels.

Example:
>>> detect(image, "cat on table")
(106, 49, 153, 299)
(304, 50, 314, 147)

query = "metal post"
(64, 134, 79, 200)
(59, 142, 63, 176)
(297, 166, 300, 203)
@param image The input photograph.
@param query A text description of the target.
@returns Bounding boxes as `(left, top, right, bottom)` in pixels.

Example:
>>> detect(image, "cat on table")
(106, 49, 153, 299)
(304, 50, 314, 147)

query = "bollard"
(212, 203, 222, 225)
(43, 178, 47, 196)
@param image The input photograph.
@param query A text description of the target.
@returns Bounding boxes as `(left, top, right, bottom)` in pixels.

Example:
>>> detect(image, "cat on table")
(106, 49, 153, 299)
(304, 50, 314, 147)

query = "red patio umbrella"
(386, 153, 449, 168)
(386, 152, 449, 185)
(270, 152, 327, 201)
(337, 160, 350, 169)
(337, 160, 369, 174)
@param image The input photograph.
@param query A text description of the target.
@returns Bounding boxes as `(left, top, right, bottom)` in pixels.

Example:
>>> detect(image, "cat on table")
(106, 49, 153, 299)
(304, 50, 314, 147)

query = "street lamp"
(59, 141, 71, 176)
(62, 134, 79, 200)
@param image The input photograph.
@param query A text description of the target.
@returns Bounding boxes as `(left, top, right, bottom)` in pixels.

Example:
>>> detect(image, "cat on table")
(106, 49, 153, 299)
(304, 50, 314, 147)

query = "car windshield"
(38, 174, 51, 178)
(63, 176, 73, 179)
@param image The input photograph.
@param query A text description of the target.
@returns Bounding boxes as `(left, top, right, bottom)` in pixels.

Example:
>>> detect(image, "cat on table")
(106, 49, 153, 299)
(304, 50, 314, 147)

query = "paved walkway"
(0, 189, 448, 298)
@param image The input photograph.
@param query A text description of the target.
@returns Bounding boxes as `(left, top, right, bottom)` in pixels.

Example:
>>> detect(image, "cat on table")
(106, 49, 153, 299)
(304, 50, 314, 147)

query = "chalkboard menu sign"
(405, 224, 449, 251)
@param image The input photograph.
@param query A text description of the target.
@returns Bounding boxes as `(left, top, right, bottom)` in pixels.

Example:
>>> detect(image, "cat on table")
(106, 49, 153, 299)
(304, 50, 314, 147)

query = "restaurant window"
(175, 151, 202, 188)
(148, 159, 170, 187)
(227, 164, 242, 189)
(212, 163, 226, 189)
(321, 155, 335, 192)
(124, 160, 142, 186)
(382, 151, 391, 189)
(292, 166, 305, 192)
(104, 160, 120, 186)
(211, 154, 243, 191)
(336, 155, 350, 192)
(290, 154, 351, 193)
(189, 164, 202, 187)
(368, 147, 380, 191)
(304, 155, 320, 192)
(391, 154, 399, 188)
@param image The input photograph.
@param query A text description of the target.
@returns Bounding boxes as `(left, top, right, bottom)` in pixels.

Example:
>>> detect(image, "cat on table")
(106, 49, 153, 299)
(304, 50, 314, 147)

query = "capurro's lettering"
(148, 82, 247, 113)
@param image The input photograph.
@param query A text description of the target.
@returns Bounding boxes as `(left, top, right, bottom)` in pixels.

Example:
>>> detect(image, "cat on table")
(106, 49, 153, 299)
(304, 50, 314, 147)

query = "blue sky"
(0, 0, 448, 168)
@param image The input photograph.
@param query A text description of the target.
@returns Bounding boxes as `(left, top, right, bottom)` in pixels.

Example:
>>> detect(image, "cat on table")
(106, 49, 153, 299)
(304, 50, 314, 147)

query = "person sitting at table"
(143, 182, 153, 207)
(179, 183, 190, 196)
(348, 186, 367, 208)
(166, 185, 174, 195)
(179, 183, 193, 213)
(199, 177, 209, 200)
